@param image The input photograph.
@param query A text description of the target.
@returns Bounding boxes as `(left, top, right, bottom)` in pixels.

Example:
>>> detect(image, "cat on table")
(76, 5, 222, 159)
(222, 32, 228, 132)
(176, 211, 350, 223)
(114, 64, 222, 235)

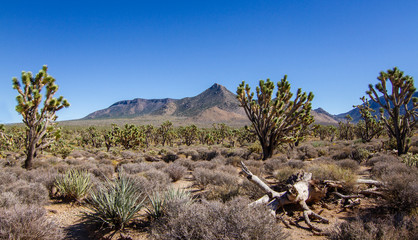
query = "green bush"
(82, 172, 145, 230)
(54, 169, 92, 202)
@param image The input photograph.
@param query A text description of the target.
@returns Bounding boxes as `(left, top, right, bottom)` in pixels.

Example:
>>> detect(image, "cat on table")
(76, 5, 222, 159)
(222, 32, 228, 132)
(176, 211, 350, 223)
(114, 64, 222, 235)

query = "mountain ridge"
(84, 83, 413, 125)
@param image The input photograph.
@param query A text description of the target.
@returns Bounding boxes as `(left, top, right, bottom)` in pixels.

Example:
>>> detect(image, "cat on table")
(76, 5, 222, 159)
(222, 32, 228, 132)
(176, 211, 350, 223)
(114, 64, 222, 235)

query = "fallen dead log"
(241, 161, 329, 232)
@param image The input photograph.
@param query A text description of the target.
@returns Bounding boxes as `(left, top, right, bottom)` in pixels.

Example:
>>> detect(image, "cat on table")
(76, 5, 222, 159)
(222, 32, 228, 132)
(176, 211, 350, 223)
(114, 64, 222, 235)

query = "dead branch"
(240, 161, 328, 232)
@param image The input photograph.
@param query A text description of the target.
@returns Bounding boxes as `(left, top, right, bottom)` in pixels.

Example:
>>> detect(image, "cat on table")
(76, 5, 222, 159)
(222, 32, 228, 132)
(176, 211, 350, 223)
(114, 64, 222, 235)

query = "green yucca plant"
(82, 172, 145, 230)
(146, 187, 193, 220)
(54, 169, 92, 203)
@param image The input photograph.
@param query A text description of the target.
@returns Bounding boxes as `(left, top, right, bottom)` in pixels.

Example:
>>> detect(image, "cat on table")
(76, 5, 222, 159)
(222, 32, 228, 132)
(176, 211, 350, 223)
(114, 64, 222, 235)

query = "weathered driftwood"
(241, 161, 329, 232)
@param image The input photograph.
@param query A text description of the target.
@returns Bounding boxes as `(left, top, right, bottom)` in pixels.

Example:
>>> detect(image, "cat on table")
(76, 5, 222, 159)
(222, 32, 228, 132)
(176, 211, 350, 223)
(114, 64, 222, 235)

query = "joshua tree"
(338, 115, 355, 140)
(237, 76, 314, 160)
(367, 67, 417, 155)
(12, 65, 69, 169)
(354, 96, 383, 142)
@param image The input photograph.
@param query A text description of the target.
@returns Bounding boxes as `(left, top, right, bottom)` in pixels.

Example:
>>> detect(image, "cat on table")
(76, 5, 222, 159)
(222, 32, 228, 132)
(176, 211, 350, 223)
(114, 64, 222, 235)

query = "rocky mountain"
(84, 84, 245, 120)
(83, 83, 342, 125)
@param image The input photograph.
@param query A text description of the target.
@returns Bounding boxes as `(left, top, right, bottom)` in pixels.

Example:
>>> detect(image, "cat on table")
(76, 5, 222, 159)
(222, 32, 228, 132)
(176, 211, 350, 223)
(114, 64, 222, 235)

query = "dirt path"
(45, 202, 90, 240)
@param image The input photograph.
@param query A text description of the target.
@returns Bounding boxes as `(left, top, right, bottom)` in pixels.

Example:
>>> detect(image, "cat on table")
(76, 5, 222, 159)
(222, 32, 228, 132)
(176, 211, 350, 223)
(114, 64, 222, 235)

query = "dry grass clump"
(0, 205, 64, 240)
(307, 163, 357, 188)
(328, 214, 417, 240)
(164, 162, 187, 182)
(272, 160, 306, 183)
(151, 197, 289, 240)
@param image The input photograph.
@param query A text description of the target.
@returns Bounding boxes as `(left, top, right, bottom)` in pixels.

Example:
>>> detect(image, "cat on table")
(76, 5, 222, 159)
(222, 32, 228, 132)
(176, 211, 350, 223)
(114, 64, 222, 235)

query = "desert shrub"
(183, 149, 199, 160)
(331, 147, 352, 160)
(82, 172, 146, 230)
(149, 161, 167, 170)
(165, 163, 187, 182)
(297, 144, 318, 160)
(135, 169, 171, 193)
(0, 205, 64, 240)
(197, 148, 219, 160)
(336, 159, 360, 171)
(120, 150, 141, 160)
(13, 181, 49, 206)
(204, 184, 240, 202)
(225, 148, 249, 158)
(162, 150, 179, 162)
(193, 168, 239, 187)
(151, 197, 289, 240)
(239, 178, 266, 200)
(263, 157, 286, 174)
(273, 166, 299, 183)
(379, 165, 418, 212)
(351, 148, 371, 162)
(90, 164, 114, 180)
(54, 169, 92, 202)
(243, 159, 263, 168)
(367, 153, 399, 167)
(146, 188, 193, 220)
(211, 154, 226, 165)
(0, 175, 49, 206)
(371, 159, 409, 178)
(225, 156, 244, 167)
(311, 141, 329, 148)
(328, 215, 417, 240)
(0, 192, 19, 208)
(121, 162, 153, 174)
(287, 159, 305, 169)
(175, 158, 195, 170)
(193, 160, 217, 170)
(0, 170, 18, 186)
(308, 163, 356, 187)
(216, 164, 237, 175)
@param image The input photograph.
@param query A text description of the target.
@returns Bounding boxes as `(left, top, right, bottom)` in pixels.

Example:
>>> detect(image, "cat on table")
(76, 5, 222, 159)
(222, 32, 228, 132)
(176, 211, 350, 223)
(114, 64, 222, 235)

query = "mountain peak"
(209, 83, 226, 91)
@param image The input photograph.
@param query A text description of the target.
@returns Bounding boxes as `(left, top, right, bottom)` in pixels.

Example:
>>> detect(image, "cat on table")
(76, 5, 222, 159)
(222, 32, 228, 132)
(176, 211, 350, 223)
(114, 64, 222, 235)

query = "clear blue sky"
(1, 0, 417, 123)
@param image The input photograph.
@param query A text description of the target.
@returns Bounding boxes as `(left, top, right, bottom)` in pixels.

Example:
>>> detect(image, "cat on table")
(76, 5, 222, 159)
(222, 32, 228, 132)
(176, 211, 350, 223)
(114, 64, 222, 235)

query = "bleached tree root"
(241, 161, 328, 232)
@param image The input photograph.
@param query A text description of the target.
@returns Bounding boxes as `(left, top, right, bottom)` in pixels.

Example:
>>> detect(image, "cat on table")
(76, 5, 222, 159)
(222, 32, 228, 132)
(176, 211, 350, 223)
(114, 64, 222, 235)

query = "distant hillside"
(83, 83, 340, 125)
(336, 92, 418, 122)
